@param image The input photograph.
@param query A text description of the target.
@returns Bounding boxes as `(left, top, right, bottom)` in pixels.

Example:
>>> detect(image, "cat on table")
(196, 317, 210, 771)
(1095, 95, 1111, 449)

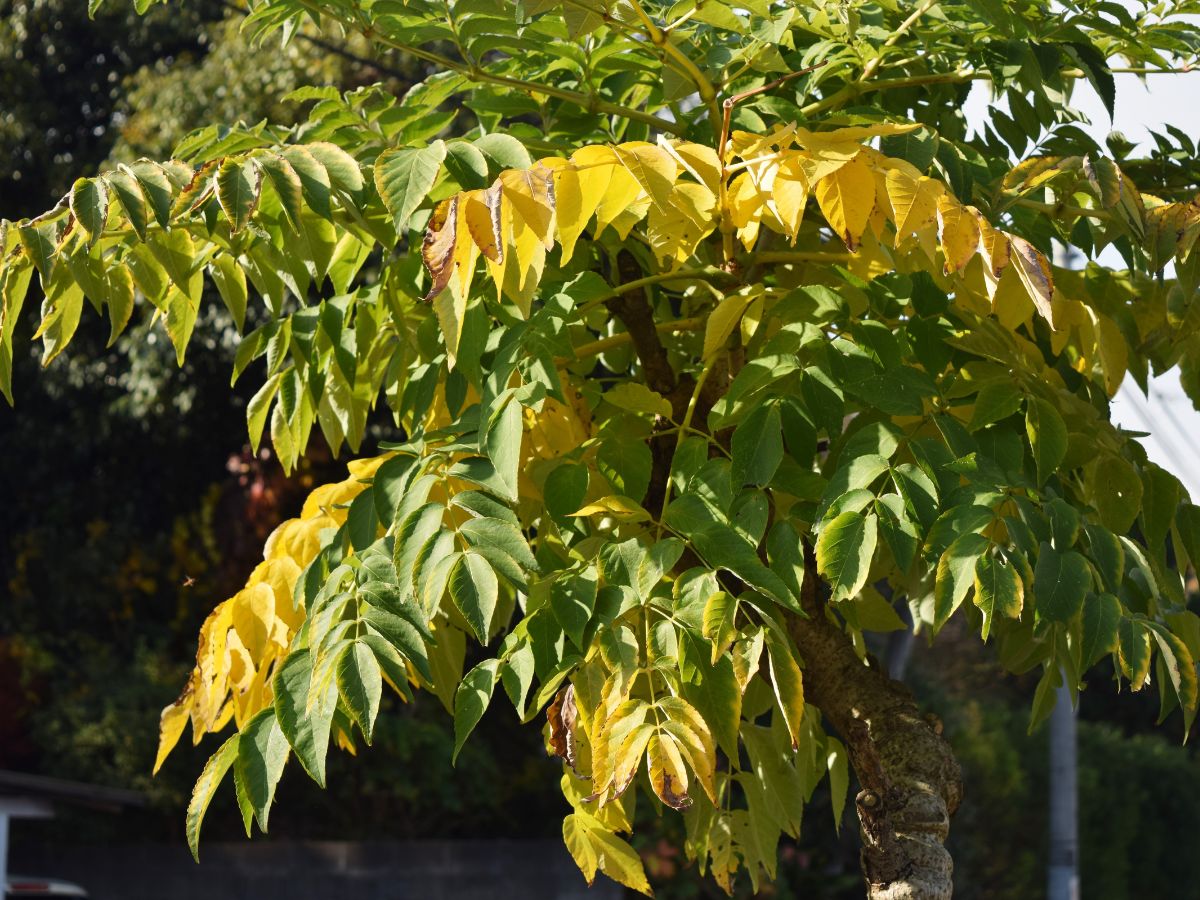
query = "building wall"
(12, 839, 619, 900)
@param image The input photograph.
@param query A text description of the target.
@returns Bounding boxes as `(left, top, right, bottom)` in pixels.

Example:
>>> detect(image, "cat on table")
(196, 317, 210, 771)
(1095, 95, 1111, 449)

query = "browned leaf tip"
(421, 195, 459, 301)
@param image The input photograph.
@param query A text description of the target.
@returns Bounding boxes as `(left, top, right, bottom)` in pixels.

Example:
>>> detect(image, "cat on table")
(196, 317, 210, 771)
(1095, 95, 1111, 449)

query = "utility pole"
(1047, 680, 1079, 900)
(1047, 241, 1080, 900)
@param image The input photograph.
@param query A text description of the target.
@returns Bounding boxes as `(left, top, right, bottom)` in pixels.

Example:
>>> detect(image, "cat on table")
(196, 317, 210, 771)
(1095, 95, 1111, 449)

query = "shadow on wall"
(13, 839, 618, 900)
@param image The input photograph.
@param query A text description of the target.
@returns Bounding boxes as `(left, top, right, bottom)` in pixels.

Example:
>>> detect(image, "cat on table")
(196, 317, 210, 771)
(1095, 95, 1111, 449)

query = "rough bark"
(788, 546, 963, 900)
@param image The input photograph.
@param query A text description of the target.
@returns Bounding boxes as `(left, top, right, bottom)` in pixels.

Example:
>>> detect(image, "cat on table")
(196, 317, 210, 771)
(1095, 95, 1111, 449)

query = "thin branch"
(859, 0, 941, 83)
(567, 316, 704, 363)
(577, 266, 737, 316)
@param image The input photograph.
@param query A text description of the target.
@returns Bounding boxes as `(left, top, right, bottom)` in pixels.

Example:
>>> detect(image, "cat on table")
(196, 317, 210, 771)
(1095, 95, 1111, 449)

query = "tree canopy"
(3, 1, 1200, 897)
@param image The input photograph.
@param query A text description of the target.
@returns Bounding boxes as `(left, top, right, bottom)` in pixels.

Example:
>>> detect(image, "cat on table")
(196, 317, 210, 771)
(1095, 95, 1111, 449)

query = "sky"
(963, 70, 1200, 499)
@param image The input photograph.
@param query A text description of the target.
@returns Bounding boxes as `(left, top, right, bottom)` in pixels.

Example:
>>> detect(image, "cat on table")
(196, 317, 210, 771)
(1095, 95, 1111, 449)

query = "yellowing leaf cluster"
(154, 454, 391, 773)
(420, 123, 1074, 351)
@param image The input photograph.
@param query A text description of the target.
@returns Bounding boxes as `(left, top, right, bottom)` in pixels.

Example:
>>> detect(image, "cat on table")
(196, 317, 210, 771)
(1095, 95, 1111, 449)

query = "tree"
(3, 1, 1200, 896)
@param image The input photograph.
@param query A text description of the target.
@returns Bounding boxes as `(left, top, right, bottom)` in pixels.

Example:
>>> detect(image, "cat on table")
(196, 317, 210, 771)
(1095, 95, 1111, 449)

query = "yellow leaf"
(764, 629, 805, 750)
(704, 288, 758, 359)
(647, 181, 717, 266)
(563, 813, 599, 884)
(772, 152, 809, 242)
(500, 163, 556, 250)
(154, 689, 193, 774)
(613, 141, 678, 212)
(727, 171, 765, 249)
(815, 155, 875, 250)
(648, 732, 692, 809)
(548, 156, 601, 265)
(991, 265, 1035, 329)
(665, 139, 722, 192)
(1009, 234, 1055, 327)
(232, 581, 275, 661)
(938, 195, 980, 274)
(1086, 307, 1128, 396)
(974, 209, 1011, 285)
(588, 698, 650, 799)
(462, 182, 505, 264)
(604, 382, 674, 418)
(562, 812, 652, 896)
(886, 169, 942, 239)
(658, 696, 718, 804)
(801, 122, 922, 143)
(591, 147, 641, 238)
(569, 495, 652, 522)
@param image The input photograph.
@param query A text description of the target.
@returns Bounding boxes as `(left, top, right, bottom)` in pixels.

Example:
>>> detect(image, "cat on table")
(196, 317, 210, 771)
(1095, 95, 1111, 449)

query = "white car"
(5, 876, 88, 898)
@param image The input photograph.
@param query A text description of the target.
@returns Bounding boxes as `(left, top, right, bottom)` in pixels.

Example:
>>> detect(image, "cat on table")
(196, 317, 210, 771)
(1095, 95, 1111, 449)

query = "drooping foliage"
(4, 0, 1200, 895)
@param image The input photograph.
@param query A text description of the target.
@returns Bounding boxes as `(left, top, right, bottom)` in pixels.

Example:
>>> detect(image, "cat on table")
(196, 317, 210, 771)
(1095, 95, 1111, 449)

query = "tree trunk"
(788, 549, 963, 899)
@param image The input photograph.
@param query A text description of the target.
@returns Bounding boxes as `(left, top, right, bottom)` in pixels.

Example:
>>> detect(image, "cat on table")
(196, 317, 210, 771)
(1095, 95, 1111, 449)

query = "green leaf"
(816, 511, 878, 602)
(827, 736, 850, 830)
(336, 641, 383, 742)
(474, 133, 532, 174)
(1144, 622, 1198, 733)
(459, 516, 537, 589)
(483, 396, 522, 501)
(891, 462, 939, 530)
(129, 160, 174, 228)
(209, 253, 248, 332)
(732, 402, 784, 487)
(1032, 543, 1091, 623)
(1025, 397, 1067, 486)
(70, 177, 109, 243)
(216, 158, 262, 233)
(969, 381, 1022, 431)
(449, 551, 499, 642)
(1140, 464, 1182, 549)
(246, 373, 282, 455)
(501, 641, 536, 718)
(702, 591, 738, 664)
(362, 603, 432, 683)
(1081, 592, 1121, 666)
(551, 567, 598, 649)
(105, 170, 148, 240)
(1083, 522, 1124, 591)
(603, 382, 673, 418)
(1117, 617, 1151, 689)
(545, 462, 589, 520)
(973, 552, 1024, 640)
(186, 733, 239, 861)
(453, 658, 501, 763)
(680, 634, 741, 759)
(257, 154, 305, 228)
(1090, 454, 1142, 534)
(933, 532, 989, 631)
(36, 280, 84, 367)
(281, 145, 333, 220)
(307, 141, 365, 195)
(443, 140, 490, 190)
(374, 141, 447, 231)
(234, 708, 290, 831)
(597, 434, 653, 504)
(273, 650, 336, 788)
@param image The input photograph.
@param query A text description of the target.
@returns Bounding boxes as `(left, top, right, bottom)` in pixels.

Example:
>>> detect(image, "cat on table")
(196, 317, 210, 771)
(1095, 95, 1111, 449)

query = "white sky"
(964, 71, 1200, 500)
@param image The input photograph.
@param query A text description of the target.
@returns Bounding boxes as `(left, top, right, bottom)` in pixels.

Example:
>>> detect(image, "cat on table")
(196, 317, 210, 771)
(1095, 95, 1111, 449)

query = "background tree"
(4, 1, 1200, 898)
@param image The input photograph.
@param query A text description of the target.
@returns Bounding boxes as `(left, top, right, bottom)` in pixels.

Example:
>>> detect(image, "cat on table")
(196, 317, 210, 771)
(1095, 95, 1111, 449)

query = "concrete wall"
(12, 839, 620, 900)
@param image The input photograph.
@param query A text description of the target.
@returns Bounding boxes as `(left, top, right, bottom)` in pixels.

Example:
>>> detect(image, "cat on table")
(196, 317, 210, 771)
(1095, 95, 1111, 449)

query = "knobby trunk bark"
(788, 547, 963, 900)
